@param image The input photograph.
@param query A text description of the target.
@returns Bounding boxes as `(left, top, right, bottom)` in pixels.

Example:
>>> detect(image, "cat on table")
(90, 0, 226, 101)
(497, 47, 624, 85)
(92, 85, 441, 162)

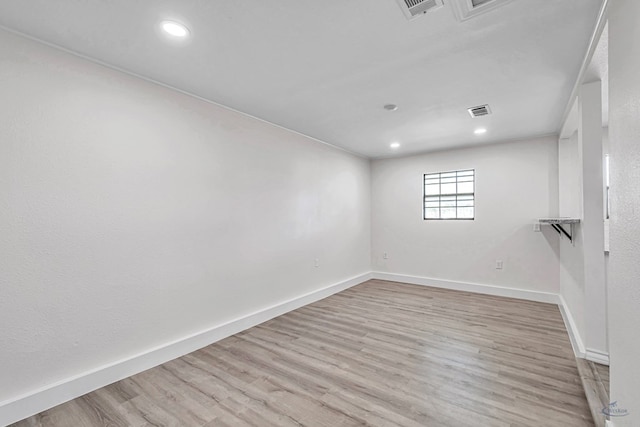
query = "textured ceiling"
(0, 0, 603, 157)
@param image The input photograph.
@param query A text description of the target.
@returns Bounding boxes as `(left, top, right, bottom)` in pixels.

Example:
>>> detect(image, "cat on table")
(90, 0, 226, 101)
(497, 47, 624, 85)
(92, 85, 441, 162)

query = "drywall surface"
(0, 28, 371, 406)
(371, 137, 560, 293)
(558, 132, 586, 346)
(557, 79, 609, 361)
(608, 0, 640, 424)
(579, 81, 607, 357)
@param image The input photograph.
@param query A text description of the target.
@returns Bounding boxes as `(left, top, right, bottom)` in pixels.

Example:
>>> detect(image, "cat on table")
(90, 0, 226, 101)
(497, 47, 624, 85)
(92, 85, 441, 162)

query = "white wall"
(579, 81, 608, 359)
(557, 74, 609, 364)
(371, 137, 560, 294)
(0, 27, 371, 413)
(558, 131, 586, 350)
(608, 0, 640, 424)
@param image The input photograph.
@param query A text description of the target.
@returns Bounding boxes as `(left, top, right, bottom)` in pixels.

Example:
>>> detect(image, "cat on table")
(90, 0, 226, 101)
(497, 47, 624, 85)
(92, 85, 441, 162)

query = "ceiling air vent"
(395, 0, 444, 20)
(471, 0, 493, 7)
(468, 104, 492, 118)
(450, 0, 513, 22)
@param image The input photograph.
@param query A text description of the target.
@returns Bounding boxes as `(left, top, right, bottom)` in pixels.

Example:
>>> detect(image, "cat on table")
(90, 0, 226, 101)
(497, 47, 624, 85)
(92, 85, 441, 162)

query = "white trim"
(586, 349, 610, 366)
(371, 272, 560, 304)
(558, 294, 587, 358)
(0, 273, 371, 426)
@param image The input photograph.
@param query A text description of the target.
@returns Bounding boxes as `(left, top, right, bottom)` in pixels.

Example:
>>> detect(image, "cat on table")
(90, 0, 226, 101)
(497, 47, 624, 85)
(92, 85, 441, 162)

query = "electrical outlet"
(533, 223, 541, 232)
(383, 252, 388, 260)
(314, 258, 319, 268)
(496, 260, 504, 270)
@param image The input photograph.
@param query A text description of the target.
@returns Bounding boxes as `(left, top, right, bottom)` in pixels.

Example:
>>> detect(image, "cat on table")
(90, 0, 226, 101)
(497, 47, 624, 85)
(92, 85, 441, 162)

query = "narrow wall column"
(578, 80, 608, 361)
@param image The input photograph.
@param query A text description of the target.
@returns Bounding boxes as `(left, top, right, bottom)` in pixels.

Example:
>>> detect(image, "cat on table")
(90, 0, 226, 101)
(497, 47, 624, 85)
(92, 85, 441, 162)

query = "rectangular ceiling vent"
(468, 104, 492, 118)
(471, 0, 494, 7)
(395, 0, 444, 20)
(450, 0, 513, 22)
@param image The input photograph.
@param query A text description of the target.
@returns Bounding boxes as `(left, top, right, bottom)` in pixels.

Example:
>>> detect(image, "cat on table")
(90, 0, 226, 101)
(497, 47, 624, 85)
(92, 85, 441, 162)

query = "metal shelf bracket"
(538, 218, 580, 244)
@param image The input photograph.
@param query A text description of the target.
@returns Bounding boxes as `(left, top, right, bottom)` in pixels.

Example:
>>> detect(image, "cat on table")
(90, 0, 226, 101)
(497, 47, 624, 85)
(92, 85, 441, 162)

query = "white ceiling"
(0, 0, 603, 158)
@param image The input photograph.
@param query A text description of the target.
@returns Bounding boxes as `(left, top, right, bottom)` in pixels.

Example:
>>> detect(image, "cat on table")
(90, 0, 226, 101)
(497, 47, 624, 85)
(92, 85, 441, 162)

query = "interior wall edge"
(558, 294, 588, 359)
(0, 272, 372, 427)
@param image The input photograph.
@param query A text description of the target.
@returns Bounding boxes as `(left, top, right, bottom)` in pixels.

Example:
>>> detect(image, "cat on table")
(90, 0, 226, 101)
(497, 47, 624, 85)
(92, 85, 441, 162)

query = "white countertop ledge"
(538, 218, 581, 224)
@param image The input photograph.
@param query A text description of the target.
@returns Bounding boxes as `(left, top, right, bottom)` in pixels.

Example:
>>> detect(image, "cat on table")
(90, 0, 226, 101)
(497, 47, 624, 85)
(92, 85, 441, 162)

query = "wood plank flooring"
(594, 363, 609, 397)
(11, 280, 593, 426)
(576, 359, 610, 427)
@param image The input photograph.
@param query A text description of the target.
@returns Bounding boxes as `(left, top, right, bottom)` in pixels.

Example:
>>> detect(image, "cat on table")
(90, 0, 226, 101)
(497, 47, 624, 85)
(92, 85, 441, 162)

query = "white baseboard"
(0, 272, 371, 426)
(371, 272, 561, 304)
(586, 349, 610, 366)
(558, 295, 587, 358)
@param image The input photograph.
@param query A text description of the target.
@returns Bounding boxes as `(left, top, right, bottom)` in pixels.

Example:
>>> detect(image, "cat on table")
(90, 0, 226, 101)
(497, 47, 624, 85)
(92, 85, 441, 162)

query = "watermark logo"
(602, 401, 629, 417)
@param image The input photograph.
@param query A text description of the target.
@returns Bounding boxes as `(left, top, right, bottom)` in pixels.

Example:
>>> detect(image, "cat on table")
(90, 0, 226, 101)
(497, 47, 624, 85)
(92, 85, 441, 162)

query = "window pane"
(425, 184, 440, 196)
(458, 207, 474, 219)
(440, 196, 455, 206)
(457, 195, 474, 207)
(441, 208, 456, 219)
(458, 182, 474, 193)
(425, 208, 440, 219)
(441, 183, 456, 194)
(423, 169, 475, 220)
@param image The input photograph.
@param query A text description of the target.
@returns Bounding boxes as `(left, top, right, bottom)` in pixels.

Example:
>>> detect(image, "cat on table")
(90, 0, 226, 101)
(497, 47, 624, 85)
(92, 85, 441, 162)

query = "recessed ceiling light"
(161, 21, 190, 38)
(474, 128, 487, 135)
(390, 142, 401, 149)
(384, 104, 398, 111)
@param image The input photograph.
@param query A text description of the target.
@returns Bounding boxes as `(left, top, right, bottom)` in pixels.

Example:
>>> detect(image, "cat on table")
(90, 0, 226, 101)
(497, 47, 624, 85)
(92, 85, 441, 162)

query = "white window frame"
(423, 169, 475, 220)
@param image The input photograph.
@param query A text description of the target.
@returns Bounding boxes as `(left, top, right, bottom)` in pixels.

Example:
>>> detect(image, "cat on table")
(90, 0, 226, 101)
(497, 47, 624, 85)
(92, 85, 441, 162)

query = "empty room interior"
(1, 0, 639, 426)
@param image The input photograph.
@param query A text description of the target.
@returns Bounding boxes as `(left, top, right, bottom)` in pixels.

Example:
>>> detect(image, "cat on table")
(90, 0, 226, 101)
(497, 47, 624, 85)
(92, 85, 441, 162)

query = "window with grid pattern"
(424, 169, 475, 220)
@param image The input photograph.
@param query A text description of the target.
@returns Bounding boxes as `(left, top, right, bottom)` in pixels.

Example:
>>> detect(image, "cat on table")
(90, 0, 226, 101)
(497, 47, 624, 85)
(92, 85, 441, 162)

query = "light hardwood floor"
(594, 363, 609, 397)
(12, 280, 593, 426)
(576, 359, 610, 427)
